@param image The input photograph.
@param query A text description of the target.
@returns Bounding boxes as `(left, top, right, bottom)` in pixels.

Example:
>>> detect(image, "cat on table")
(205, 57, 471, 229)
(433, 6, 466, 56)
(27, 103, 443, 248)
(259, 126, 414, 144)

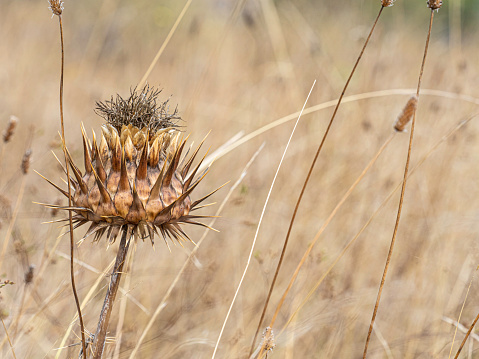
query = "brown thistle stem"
(250, 6, 385, 357)
(362, 9, 435, 359)
(54, 11, 87, 358)
(92, 228, 131, 359)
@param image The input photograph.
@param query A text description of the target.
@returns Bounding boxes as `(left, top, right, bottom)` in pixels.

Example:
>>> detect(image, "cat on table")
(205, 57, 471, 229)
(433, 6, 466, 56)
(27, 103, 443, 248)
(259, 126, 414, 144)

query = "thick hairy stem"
(91, 228, 131, 359)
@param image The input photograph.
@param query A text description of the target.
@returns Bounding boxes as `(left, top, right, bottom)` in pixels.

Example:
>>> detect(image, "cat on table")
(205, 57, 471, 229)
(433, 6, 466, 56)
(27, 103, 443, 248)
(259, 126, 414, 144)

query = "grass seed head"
(427, 0, 443, 10)
(48, 0, 63, 16)
(3, 116, 18, 143)
(42, 86, 216, 246)
(381, 0, 395, 7)
(261, 327, 276, 353)
(21, 149, 32, 174)
(394, 95, 418, 132)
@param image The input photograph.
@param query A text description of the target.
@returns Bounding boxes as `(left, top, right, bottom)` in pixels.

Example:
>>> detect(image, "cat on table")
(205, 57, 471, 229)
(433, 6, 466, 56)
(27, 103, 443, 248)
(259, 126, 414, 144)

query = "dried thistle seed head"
(95, 85, 181, 135)
(3, 116, 18, 143)
(381, 0, 395, 7)
(48, 0, 63, 16)
(41, 87, 218, 247)
(427, 0, 443, 10)
(394, 95, 418, 132)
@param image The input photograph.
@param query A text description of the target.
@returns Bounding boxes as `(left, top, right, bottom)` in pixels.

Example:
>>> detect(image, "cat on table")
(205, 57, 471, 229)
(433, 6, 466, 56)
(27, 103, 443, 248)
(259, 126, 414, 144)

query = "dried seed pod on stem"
(427, 0, 443, 10)
(394, 96, 418, 132)
(21, 149, 32, 175)
(2, 116, 18, 143)
(381, 0, 395, 7)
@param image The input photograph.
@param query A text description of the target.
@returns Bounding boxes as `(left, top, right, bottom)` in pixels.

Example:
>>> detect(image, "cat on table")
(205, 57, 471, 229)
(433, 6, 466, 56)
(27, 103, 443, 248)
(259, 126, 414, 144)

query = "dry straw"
(394, 95, 418, 132)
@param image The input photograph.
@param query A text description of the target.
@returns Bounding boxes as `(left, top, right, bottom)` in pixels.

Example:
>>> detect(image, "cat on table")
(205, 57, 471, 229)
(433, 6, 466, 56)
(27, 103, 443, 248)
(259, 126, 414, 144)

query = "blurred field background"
(1, 0, 479, 358)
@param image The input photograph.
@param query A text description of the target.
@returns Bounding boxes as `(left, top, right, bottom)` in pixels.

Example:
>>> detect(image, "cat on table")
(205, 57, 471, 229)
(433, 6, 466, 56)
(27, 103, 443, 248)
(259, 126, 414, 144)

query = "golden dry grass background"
(1, 0, 479, 358)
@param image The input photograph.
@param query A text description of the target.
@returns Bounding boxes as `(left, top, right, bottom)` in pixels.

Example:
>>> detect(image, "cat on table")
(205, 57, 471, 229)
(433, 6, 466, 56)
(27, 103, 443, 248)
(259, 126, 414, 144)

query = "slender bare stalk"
(250, 6, 386, 357)
(454, 312, 479, 359)
(1, 317, 17, 359)
(137, 0, 193, 88)
(449, 268, 477, 359)
(213, 81, 315, 359)
(92, 227, 131, 359)
(51, 7, 88, 357)
(362, 9, 436, 358)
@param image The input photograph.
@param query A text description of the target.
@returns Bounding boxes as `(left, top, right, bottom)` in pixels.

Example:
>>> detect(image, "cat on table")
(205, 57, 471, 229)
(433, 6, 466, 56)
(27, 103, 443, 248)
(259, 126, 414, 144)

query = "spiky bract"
(41, 123, 217, 246)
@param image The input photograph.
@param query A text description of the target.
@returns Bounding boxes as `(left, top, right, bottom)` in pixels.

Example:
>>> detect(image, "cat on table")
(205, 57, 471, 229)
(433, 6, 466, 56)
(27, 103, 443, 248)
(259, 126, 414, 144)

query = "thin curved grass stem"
(56, 15, 87, 358)
(128, 144, 264, 359)
(213, 88, 479, 168)
(212, 81, 316, 359)
(273, 133, 394, 337)
(251, 6, 385, 357)
(277, 113, 478, 339)
(362, 10, 435, 359)
(1, 317, 17, 359)
(137, 0, 193, 88)
(54, 258, 116, 359)
(449, 268, 477, 359)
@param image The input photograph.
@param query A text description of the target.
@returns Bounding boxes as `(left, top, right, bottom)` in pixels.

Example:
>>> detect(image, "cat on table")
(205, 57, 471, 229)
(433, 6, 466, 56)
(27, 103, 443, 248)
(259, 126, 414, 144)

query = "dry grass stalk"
(2, 116, 18, 143)
(362, 9, 437, 359)
(47, 1, 87, 356)
(394, 96, 418, 132)
(1, 317, 17, 359)
(454, 312, 479, 359)
(251, 6, 387, 357)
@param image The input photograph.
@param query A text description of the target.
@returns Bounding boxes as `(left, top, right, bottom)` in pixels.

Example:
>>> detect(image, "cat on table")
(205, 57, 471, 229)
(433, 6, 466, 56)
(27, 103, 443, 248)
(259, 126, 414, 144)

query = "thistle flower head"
(3, 116, 18, 143)
(41, 86, 217, 246)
